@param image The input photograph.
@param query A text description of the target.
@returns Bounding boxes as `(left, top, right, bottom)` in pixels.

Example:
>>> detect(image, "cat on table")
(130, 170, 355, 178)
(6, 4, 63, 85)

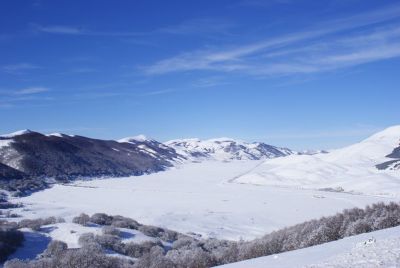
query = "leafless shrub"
(124, 240, 163, 258)
(78, 232, 96, 247)
(133, 246, 175, 268)
(102, 226, 120, 236)
(18, 217, 59, 231)
(72, 213, 90, 226)
(90, 213, 113, 225)
(42, 240, 68, 257)
(111, 215, 140, 230)
(138, 225, 179, 242)
(166, 247, 215, 268)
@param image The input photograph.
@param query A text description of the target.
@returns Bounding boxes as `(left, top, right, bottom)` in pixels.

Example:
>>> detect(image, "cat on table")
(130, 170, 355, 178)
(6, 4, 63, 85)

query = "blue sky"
(1, 0, 399, 150)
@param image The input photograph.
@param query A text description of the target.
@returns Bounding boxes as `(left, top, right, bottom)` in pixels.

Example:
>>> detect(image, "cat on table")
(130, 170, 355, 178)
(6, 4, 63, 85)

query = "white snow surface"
(12, 159, 399, 241)
(0, 139, 13, 148)
(0, 129, 32, 138)
(218, 226, 400, 268)
(118, 134, 151, 143)
(45, 133, 64, 137)
(3, 126, 400, 266)
(234, 125, 400, 197)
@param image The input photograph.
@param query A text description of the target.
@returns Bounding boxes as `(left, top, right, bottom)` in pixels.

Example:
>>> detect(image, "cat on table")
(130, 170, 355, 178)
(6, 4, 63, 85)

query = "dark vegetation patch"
(0, 131, 183, 196)
(0, 221, 24, 262)
(18, 217, 65, 232)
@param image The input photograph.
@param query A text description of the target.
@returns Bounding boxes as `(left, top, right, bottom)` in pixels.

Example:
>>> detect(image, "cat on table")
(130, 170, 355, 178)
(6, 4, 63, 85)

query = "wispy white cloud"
(142, 4, 400, 76)
(35, 25, 84, 34)
(13, 87, 49, 95)
(0, 86, 49, 96)
(140, 89, 177, 96)
(159, 18, 234, 35)
(2, 63, 40, 74)
(59, 68, 98, 75)
(0, 102, 14, 108)
(0, 87, 52, 108)
(73, 92, 124, 100)
(236, 0, 292, 7)
(193, 76, 230, 88)
(32, 18, 234, 38)
(31, 24, 144, 37)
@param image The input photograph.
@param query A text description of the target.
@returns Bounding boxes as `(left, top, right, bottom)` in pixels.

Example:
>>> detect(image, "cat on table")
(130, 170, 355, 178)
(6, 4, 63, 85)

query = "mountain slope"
(0, 162, 26, 181)
(233, 126, 400, 196)
(118, 135, 183, 163)
(219, 226, 400, 268)
(165, 137, 294, 161)
(0, 131, 181, 181)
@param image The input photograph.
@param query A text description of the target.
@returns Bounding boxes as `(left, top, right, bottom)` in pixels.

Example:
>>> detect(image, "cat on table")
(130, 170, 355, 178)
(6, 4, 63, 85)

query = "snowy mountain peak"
(46, 133, 65, 138)
(364, 125, 400, 144)
(0, 129, 34, 138)
(165, 137, 294, 161)
(325, 125, 400, 163)
(118, 134, 152, 143)
(207, 137, 238, 142)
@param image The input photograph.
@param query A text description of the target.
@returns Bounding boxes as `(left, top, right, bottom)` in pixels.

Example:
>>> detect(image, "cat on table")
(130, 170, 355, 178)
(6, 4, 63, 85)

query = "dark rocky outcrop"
(376, 144, 400, 170)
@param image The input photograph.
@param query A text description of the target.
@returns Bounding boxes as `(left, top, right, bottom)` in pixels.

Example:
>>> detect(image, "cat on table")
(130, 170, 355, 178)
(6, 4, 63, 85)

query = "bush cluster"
(4, 202, 400, 268)
(73, 212, 179, 242)
(4, 241, 132, 268)
(72, 213, 90, 226)
(18, 217, 64, 231)
(0, 178, 48, 197)
(0, 202, 22, 210)
(236, 202, 400, 261)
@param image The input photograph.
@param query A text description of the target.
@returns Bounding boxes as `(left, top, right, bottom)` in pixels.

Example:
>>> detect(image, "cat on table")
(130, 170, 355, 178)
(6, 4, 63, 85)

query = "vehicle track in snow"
(223, 160, 266, 184)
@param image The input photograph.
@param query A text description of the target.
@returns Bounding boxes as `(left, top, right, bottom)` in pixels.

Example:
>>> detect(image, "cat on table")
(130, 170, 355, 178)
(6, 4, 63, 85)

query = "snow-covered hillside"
(165, 137, 294, 161)
(218, 225, 400, 268)
(2, 126, 400, 267)
(10, 160, 396, 241)
(233, 126, 400, 197)
(0, 130, 181, 186)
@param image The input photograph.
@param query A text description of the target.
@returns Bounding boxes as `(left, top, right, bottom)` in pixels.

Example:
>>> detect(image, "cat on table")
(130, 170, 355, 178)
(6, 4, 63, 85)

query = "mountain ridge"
(0, 131, 181, 195)
(164, 137, 296, 161)
(1, 126, 399, 196)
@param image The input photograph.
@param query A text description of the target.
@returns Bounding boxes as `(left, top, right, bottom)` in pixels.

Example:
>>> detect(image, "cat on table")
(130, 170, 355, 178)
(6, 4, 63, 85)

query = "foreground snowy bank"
(3, 202, 400, 267)
(218, 225, 400, 268)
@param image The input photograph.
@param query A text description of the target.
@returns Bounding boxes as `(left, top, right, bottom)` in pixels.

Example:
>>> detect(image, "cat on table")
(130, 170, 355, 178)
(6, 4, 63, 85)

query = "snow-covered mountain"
(117, 134, 182, 163)
(165, 137, 295, 161)
(233, 125, 400, 196)
(2, 126, 398, 196)
(0, 130, 300, 195)
(0, 130, 181, 184)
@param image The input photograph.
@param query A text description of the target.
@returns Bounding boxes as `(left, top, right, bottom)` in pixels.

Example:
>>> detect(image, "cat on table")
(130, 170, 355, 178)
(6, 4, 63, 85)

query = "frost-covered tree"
(72, 213, 90, 226)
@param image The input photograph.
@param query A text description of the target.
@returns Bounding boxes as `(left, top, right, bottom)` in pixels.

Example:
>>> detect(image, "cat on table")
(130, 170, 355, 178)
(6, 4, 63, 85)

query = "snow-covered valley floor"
(11, 160, 399, 241)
